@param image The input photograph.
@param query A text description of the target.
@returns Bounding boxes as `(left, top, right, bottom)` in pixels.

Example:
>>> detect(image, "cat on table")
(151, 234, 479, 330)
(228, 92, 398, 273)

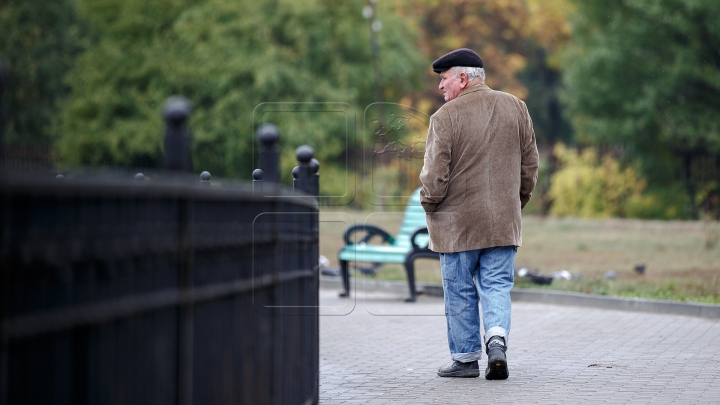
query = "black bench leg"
(403, 254, 418, 303)
(339, 259, 350, 298)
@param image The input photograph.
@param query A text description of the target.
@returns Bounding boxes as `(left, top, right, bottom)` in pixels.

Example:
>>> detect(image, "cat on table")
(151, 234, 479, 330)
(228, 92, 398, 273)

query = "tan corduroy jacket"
(419, 84, 539, 253)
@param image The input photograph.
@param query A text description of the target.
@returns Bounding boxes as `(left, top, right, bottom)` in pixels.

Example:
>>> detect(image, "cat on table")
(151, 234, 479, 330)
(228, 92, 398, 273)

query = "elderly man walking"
(419, 48, 539, 380)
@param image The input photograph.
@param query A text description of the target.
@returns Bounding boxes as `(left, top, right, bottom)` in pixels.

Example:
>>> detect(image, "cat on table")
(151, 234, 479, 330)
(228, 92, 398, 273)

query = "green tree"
(0, 0, 86, 151)
(562, 0, 720, 217)
(55, 0, 425, 181)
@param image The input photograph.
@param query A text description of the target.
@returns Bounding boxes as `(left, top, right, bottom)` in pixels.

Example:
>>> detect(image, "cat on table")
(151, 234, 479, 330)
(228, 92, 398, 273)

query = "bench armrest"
(343, 224, 395, 246)
(410, 227, 430, 251)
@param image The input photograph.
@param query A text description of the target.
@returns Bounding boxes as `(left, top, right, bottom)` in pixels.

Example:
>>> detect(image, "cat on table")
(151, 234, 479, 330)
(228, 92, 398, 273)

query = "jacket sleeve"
(519, 101, 539, 209)
(419, 110, 453, 213)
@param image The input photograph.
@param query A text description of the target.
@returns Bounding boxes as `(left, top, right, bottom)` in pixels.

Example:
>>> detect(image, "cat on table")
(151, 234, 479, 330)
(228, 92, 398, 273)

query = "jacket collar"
(456, 83, 491, 99)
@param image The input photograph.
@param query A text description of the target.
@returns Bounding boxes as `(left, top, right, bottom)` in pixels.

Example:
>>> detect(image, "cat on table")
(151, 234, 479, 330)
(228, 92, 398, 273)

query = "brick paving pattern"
(319, 287, 720, 404)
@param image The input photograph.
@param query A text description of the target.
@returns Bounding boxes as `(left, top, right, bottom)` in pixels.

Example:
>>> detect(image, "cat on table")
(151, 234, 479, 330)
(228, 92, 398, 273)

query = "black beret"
(432, 48, 483, 73)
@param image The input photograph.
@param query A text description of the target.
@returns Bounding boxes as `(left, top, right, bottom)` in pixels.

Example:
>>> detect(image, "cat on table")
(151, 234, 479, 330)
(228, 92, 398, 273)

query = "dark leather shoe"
(437, 360, 480, 378)
(485, 336, 509, 380)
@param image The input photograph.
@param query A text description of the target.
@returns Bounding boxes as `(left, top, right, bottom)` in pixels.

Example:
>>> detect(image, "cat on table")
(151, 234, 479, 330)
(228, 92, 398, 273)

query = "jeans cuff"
(485, 326, 508, 346)
(451, 349, 483, 363)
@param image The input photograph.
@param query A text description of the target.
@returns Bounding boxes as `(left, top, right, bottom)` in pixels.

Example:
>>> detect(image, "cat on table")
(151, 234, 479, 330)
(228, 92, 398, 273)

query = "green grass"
(514, 216, 720, 304)
(321, 209, 720, 304)
(515, 275, 720, 304)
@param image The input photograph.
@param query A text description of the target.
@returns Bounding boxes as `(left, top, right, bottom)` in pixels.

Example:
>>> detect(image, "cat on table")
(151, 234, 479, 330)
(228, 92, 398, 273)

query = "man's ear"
(459, 72, 469, 89)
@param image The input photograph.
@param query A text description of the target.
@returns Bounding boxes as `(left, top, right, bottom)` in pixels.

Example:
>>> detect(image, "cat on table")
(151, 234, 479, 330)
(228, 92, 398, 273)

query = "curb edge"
(320, 277, 720, 319)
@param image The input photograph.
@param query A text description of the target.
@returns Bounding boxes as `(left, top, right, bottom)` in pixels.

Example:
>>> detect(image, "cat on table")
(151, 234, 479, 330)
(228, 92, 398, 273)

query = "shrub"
(548, 143, 646, 218)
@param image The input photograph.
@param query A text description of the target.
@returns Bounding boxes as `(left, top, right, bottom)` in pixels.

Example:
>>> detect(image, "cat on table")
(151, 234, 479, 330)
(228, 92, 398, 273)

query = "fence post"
(162, 94, 196, 405)
(0, 58, 6, 168)
(310, 158, 320, 197)
(295, 145, 318, 197)
(252, 169, 263, 195)
(292, 166, 300, 192)
(163, 96, 193, 172)
(257, 123, 280, 184)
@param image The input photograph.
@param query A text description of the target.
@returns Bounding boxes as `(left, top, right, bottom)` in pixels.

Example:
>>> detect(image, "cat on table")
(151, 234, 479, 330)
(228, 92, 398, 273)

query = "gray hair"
(452, 66, 485, 83)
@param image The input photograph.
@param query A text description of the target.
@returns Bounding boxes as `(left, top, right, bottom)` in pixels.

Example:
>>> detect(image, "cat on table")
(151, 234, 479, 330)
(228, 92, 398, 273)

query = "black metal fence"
(0, 96, 321, 405)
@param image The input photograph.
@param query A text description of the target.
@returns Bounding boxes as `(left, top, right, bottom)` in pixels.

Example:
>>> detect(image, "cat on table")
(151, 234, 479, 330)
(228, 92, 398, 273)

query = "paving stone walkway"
(318, 287, 720, 404)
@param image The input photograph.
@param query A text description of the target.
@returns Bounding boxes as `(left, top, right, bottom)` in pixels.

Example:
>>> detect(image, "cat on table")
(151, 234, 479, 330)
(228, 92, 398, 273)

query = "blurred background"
(2, 0, 719, 301)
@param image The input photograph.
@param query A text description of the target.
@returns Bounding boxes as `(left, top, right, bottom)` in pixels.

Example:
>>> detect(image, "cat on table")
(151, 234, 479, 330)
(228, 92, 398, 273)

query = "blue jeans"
(440, 246, 516, 362)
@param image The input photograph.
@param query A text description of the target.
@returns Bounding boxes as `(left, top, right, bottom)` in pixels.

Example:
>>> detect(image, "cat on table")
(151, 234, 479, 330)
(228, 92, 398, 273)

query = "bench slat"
(338, 189, 429, 261)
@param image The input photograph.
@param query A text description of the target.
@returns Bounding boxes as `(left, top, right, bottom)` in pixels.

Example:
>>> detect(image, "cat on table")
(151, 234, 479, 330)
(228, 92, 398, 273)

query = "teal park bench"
(338, 188, 440, 302)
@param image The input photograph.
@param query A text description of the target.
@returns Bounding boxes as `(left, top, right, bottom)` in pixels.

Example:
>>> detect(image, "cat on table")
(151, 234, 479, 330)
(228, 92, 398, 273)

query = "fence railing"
(0, 95, 320, 405)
